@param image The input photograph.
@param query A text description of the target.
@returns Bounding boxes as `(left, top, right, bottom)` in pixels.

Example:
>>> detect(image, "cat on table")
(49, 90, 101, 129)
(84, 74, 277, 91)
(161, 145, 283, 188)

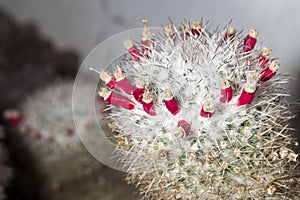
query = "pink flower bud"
(115, 65, 134, 94)
(142, 90, 156, 116)
(177, 120, 191, 137)
(260, 60, 279, 82)
(180, 25, 190, 39)
(164, 24, 176, 42)
(163, 89, 180, 115)
(224, 26, 236, 41)
(200, 102, 214, 118)
(4, 109, 24, 126)
(220, 79, 233, 103)
(243, 29, 258, 52)
(99, 88, 135, 110)
(237, 85, 256, 106)
(100, 72, 117, 89)
(191, 21, 202, 36)
(133, 78, 145, 103)
(141, 20, 154, 56)
(258, 47, 272, 68)
(124, 40, 142, 62)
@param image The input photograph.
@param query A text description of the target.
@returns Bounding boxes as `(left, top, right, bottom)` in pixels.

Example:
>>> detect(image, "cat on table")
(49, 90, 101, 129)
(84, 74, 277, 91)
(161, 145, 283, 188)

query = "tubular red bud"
(141, 20, 154, 56)
(243, 29, 258, 52)
(115, 66, 134, 94)
(258, 47, 272, 68)
(100, 72, 117, 89)
(224, 26, 236, 41)
(133, 87, 144, 103)
(164, 24, 176, 42)
(191, 21, 202, 36)
(142, 100, 156, 116)
(133, 78, 145, 103)
(200, 102, 214, 118)
(99, 88, 135, 110)
(124, 40, 142, 61)
(181, 25, 190, 39)
(220, 79, 233, 103)
(163, 89, 180, 115)
(260, 60, 279, 82)
(258, 55, 269, 68)
(237, 85, 256, 106)
(4, 109, 24, 126)
(177, 120, 191, 136)
(116, 79, 134, 94)
(141, 39, 154, 56)
(142, 90, 156, 116)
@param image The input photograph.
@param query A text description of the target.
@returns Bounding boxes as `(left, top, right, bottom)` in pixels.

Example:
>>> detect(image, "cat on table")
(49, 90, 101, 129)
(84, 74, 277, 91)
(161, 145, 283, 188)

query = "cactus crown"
(93, 20, 299, 199)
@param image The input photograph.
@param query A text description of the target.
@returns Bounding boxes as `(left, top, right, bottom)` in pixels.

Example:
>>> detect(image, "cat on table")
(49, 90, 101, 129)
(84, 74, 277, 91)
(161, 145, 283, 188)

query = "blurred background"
(0, 0, 299, 199)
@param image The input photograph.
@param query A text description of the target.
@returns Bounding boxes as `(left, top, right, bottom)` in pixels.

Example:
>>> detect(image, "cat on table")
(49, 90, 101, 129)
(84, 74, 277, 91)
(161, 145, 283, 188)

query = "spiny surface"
(96, 21, 300, 199)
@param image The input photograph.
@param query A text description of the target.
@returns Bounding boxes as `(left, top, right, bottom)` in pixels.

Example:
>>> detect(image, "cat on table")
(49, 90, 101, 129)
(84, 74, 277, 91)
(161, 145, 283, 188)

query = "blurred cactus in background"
(0, 126, 12, 200)
(4, 79, 134, 200)
(94, 20, 300, 199)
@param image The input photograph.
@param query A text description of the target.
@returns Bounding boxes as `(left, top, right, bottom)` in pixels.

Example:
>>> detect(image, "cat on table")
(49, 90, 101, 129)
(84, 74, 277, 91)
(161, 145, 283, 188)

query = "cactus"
(4, 79, 120, 199)
(5, 78, 101, 174)
(93, 20, 300, 199)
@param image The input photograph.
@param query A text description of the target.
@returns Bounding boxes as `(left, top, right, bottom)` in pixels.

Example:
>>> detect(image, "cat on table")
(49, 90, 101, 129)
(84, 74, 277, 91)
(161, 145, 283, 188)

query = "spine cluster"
(93, 20, 300, 199)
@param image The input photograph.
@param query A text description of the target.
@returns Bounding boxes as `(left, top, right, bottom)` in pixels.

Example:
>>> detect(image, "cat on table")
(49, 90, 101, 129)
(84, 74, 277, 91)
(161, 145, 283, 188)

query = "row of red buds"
(201, 81, 256, 118)
(123, 20, 154, 61)
(94, 22, 281, 141)
(171, 21, 204, 41)
(123, 20, 205, 62)
(220, 79, 255, 107)
(221, 61, 279, 106)
(90, 66, 135, 110)
(179, 21, 204, 39)
(4, 109, 46, 140)
(94, 65, 181, 116)
(91, 66, 134, 95)
(96, 61, 279, 117)
(124, 22, 260, 64)
(225, 26, 258, 53)
(225, 26, 259, 55)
